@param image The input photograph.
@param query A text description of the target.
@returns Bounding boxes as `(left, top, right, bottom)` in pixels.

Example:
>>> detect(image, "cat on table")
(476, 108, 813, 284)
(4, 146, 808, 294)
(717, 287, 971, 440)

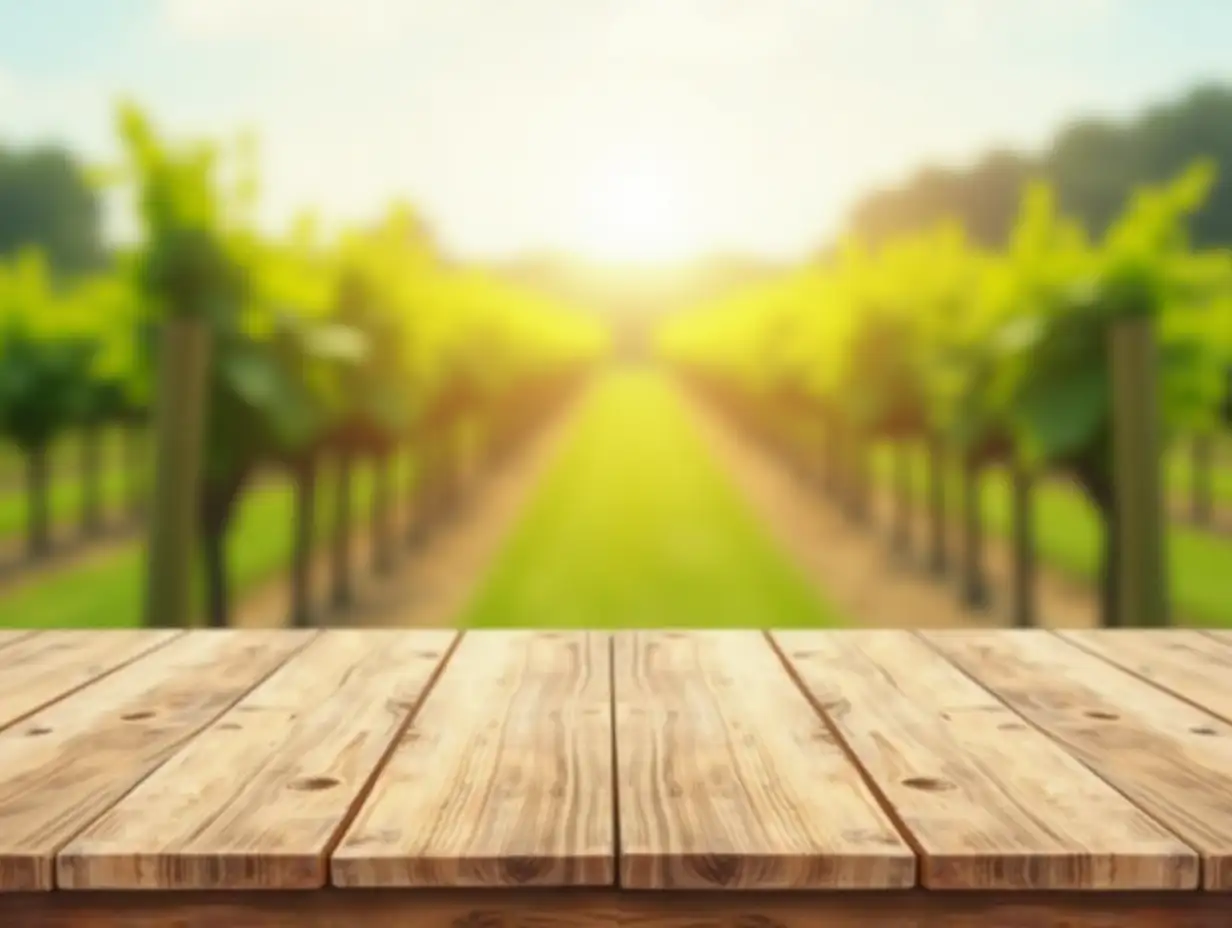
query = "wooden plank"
(923, 630, 1232, 890)
(0, 630, 181, 732)
(615, 630, 915, 890)
(331, 630, 614, 888)
(1202, 631, 1232, 644)
(773, 630, 1197, 890)
(5, 888, 1232, 928)
(57, 630, 457, 890)
(0, 630, 39, 653)
(0, 629, 311, 891)
(1109, 316, 1167, 627)
(1062, 630, 1232, 724)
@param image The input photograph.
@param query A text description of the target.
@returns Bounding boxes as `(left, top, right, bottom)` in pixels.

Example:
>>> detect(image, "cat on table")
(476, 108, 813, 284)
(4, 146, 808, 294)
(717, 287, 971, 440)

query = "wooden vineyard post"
(958, 455, 989, 610)
(926, 436, 948, 576)
(1109, 316, 1168, 627)
(124, 422, 146, 523)
(1009, 461, 1035, 628)
(143, 316, 212, 628)
(1191, 433, 1213, 525)
(890, 442, 912, 558)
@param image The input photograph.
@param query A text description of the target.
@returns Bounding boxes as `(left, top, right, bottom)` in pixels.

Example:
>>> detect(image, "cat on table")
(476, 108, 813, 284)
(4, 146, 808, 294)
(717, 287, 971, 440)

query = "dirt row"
(0, 520, 142, 594)
(232, 405, 576, 630)
(686, 394, 1101, 630)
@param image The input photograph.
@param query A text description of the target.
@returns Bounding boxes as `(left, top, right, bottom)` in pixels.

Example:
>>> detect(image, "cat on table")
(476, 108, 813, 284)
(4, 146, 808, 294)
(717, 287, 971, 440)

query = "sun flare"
(573, 150, 702, 264)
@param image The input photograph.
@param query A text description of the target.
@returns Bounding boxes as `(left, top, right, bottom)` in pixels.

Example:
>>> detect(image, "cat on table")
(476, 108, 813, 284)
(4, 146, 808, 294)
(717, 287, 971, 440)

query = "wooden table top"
(1, 627, 1230, 928)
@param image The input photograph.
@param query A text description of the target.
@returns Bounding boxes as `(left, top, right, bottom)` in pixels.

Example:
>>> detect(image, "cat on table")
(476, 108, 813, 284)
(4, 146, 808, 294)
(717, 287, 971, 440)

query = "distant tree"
(849, 152, 1033, 249)
(1050, 85, 1232, 247)
(0, 145, 106, 276)
(845, 82, 1232, 252)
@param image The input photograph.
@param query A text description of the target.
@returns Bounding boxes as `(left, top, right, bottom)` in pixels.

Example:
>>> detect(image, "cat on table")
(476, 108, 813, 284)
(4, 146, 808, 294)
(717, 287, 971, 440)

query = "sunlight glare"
(574, 149, 701, 264)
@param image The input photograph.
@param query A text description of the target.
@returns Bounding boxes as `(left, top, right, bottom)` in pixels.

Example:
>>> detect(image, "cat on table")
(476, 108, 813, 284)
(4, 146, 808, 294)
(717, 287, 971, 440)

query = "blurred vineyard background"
(2, 7, 1232, 633)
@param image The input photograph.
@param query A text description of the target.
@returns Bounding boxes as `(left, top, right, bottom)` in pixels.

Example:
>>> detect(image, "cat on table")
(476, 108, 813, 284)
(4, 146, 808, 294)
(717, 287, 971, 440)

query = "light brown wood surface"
(0, 629, 310, 890)
(331, 630, 614, 888)
(774, 630, 1197, 890)
(0, 630, 180, 732)
(57, 630, 457, 890)
(0, 629, 38, 653)
(923, 630, 1232, 890)
(5, 888, 1232, 928)
(614, 630, 916, 890)
(1062, 629, 1232, 724)
(0, 627, 1226, 923)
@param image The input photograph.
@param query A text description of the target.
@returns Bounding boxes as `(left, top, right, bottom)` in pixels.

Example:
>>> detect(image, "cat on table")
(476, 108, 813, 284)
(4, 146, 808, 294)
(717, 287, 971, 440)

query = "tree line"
(0, 102, 606, 627)
(848, 83, 1232, 252)
(661, 164, 1232, 628)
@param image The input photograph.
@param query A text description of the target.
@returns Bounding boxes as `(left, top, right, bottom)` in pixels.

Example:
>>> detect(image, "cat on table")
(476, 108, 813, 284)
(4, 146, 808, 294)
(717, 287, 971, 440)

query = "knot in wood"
(902, 776, 954, 793)
(733, 917, 787, 928)
(288, 775, 340, 792)
(501, 856, 548, 884)
(693, 853, 741, 886)
(452, 912, 504, 928)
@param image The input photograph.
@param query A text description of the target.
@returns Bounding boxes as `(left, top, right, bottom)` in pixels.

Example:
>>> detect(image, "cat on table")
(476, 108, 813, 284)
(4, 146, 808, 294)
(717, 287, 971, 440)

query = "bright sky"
(2, 0, 1232, 262)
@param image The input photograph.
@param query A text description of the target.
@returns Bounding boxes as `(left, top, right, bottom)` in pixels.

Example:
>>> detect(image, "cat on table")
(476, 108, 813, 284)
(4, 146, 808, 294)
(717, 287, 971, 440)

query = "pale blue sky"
(2, 1, 1231, 260)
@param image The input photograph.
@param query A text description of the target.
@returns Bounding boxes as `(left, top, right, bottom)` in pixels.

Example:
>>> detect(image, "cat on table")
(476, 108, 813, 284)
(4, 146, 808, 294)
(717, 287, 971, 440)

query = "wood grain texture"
(615, 630, 916, 890)
(6, 888, 1229, 928)
(0, 629, 311, 891)
(331, 630, 614, 888)
(773, 630, 1197, 890)
(56, 630, 457, 890)
(0, 630, 39, 653)
(0, 630, 181, 733)
(1062, 630, 1232, 724)
(923, 630, 1232, 890)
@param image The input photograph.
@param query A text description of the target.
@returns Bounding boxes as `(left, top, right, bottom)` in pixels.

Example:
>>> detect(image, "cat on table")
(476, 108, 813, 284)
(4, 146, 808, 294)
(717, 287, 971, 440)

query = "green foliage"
(1, 98, 607, 581)
(110, 102, 250, 326)
(847, 83, 1232, 252)
(0, 250, 145, 451)
(465, 370, 841, 629)
(0, 145, 106, 276)
(660, 163, 1232, 485)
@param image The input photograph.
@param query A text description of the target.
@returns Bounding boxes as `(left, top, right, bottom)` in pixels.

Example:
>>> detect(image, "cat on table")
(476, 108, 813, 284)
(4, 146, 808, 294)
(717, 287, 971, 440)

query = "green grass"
(870, 443, 1232, 627)
(1167, 437, 1232, 508)
(0, 455, 393, 629)
(464, 369, 841, 629)
(0, 463, 136, 543)
(0, 429, 144, 543)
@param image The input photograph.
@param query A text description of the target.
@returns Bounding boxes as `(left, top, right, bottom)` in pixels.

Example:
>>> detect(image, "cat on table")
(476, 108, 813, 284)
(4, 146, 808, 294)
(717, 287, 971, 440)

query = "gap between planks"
(0, 630, 40, 654)
(770, 630, 1197, 890)
(920, 629, 1232, 890)
(0, 630, 186, 735)
(614, 630, 916, 890)
(1059, 629, 1232, 725)
(0, 629, 317, 891)
(57, 629, 461, 890)
(332, 630, 615, 888)
(2, 629, 1229, 897)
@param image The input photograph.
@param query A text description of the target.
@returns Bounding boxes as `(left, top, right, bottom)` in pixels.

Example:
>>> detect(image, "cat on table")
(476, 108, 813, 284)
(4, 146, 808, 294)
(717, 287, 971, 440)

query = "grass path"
(0, 481, 303, 628)
(0, 453, 139, 551)
(463, 369, 841, 629)
(869, 445, 1232, 626)
(691, 396, 1094, 630)
(0, 461, 390, 629)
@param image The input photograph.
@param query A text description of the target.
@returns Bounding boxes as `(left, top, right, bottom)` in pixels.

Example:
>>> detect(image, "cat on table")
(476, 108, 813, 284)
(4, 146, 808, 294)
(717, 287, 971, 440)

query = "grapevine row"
(659, 163, 1232, 627)
(0, 103, 606, 626)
